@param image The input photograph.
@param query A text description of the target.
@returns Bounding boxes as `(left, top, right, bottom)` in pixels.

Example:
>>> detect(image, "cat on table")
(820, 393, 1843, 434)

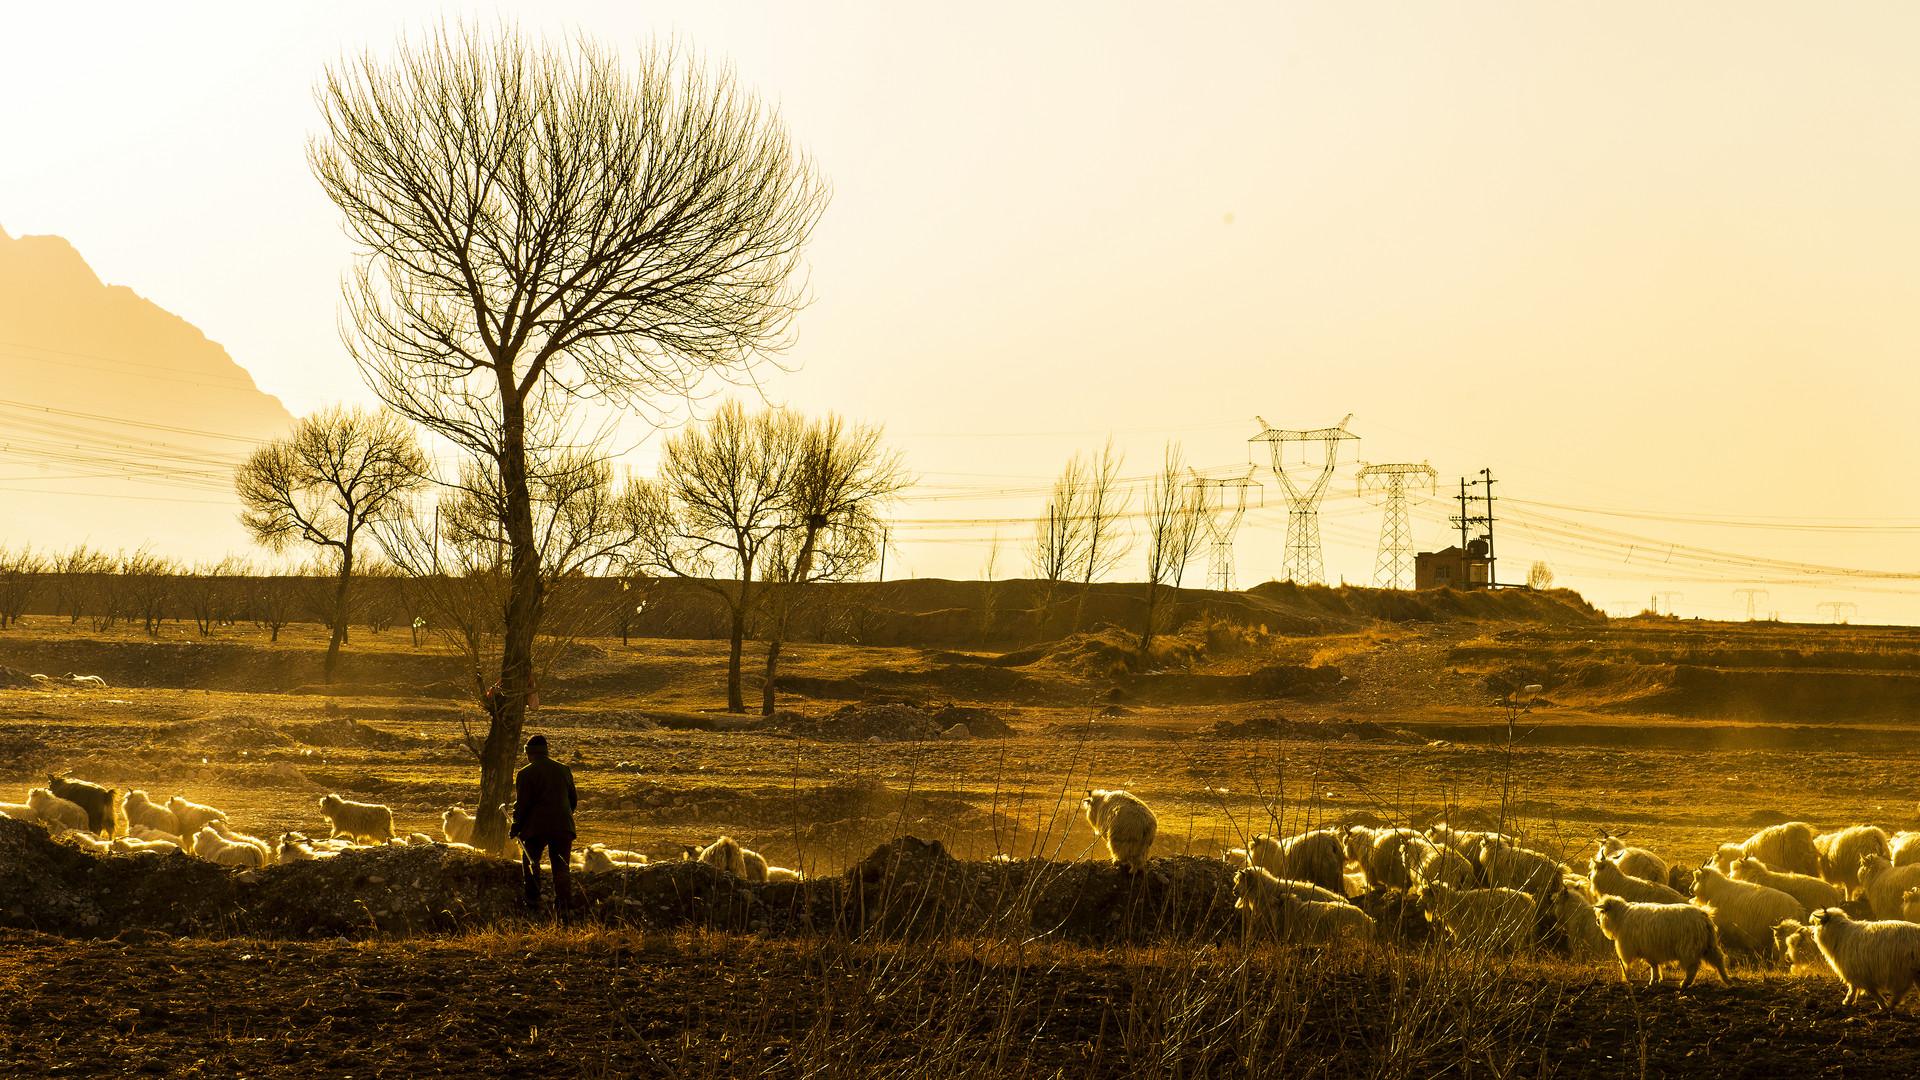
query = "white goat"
(1691, 865, 1805, 960)
(1810, 908, 1920, 1009)
(1815, 826, 1890, 899)
(1246, 829, 1347, 894)
(1858, 854, 1920, 922)
(1730, 857, 1846, 913)
(27, 788, 89, 830)
(1081, 789, 1157, 873)
(166, 796, 227, 834)
(1417, 882, 1536, 953)
(1593, 896, 1731, 988)
(319, 793, 394, 843)
(122, 791, 180, 835)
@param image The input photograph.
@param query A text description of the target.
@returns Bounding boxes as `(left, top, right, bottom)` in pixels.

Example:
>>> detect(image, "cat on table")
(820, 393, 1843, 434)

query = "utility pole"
(1250, 415, 1358, 586)
(877, 524, 889, 582)
(1655, 591, 1684, 616)
(1733, 588, 1769, 621)
(1358, 462, 1436, 590)
(1817, 601, 1857, 625)
(1449, 468, 1499, 587)
(1186, 467, 1262, 592)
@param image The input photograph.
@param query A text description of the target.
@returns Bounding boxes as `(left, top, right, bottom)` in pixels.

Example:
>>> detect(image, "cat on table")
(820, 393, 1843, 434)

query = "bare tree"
(753, 414, 906, 715)
(121, 551, 177, 637)
(1528, 560, 1554, 591)
(630, 402, 803, 712)
(1074, 438, 1130, 630)
(0, 547, 43, 630)
(183, 557, 244, 637)
(237, 406, 426, 681)
(251, 565, 300, 643)
(312, 26, 825, 847)
(51, 547, 111, 628)
(1029, 455, 1090, 590)
(1139, 444, 1204, 655)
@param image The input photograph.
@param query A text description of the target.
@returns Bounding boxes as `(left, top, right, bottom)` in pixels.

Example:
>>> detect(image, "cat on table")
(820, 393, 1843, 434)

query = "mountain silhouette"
(0, 224, 296, 557)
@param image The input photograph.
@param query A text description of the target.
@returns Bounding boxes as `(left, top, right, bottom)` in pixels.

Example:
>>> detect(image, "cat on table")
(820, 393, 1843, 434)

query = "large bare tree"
(753, 414, 906, 715)
(311, 26, 826, 847)
(236, 406, 427, 681)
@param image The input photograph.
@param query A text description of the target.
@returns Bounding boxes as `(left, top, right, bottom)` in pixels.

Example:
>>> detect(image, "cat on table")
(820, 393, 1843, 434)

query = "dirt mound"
(1208, 714, 1421, 743)
(167, 714, 299, 751)
(283, 715, 433, 750)
(775, 702, 944, 741)
(0, 665, 39, 689)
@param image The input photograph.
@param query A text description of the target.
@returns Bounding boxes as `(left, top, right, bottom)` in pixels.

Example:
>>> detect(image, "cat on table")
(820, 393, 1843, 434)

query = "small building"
(1415, 541, 1493, 590)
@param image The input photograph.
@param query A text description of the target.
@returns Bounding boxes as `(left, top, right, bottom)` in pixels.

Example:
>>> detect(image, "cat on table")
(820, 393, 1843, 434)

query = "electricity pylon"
(1654, 591, 1684, 616)
(1186, 467, 1262, 592)
(1817, 601, 1857, 625)
(1733, 588, 1769, 621)
(1357, 462, 1437, 590)
(1251, 414, 1357, 585)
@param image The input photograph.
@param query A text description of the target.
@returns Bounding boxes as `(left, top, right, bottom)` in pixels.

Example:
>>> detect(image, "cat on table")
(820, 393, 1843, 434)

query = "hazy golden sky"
(4, 2, 1919, 621)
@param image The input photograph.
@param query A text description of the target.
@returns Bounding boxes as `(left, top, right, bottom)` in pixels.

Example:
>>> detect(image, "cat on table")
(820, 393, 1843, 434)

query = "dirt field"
(4, 599, 1920, 1077)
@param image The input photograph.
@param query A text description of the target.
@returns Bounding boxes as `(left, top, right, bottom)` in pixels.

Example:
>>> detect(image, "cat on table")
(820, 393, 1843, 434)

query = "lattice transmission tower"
(1251, 415, 1358, 585)
(1358, 462, 1437, 590)
(1185, 467, 1262, 592)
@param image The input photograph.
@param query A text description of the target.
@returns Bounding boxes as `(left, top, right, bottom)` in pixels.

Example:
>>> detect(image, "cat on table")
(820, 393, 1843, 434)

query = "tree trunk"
(1139, 579, 1158, 658)
(726, 605, 747, 712)
(324, 546, 353, 684)
(761, 637, 782, 716)
(473, 387, 545, 854)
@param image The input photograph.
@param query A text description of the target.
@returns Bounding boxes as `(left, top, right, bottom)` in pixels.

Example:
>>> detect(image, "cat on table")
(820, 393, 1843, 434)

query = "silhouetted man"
(510, 733, 577, 919)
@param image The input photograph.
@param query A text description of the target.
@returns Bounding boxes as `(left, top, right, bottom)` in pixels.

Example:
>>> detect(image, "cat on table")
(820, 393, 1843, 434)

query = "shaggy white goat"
(1690, 865, 1805, 960)
(192, 826, 266, 868)
(1735, 821, 1822, 878)
(1479, 840, 1562, 896)
(1890, 832, 1920, 868)
(1593, 896, 1731, 989)
(1417, 882, 1536, 953)
(1810, 908, 1920, 1009)
(1404, 837, 1477, 891)
(1081, 789, 1157, 873)
(1730, 857, 1846, 913)
(1815, 826, 1890, 899)
(441, 807, 476, 846)
(1773, 918, 1833, 976)
(166, 796, 227, 834)
(1591, 853, 1687, 905)
(1550, 882, 1614, 960)
(1859, 854, 1920, 921)
(319, 794, 395, 844)
(122, 791, 180, 835)
(582, 844, 649, 873)
(1246, 829, 1347, 894)
(1596, 835, 1667, 884)
(110, 836, 179, 855)
(27, 788, 89, 831)
(209, 820, 273, 862)
(1344, 826, 1425, 892)
(1233, 868, 1371, 943)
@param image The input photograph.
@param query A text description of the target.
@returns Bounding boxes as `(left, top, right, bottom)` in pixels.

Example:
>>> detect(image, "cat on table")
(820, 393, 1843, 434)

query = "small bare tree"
(183, 557, 244, 637)
(1138, 444, 1204, 655)
(1074, 438, 1130, 630)
(630, 401, 803, 712)
(1528, 561, 1554, 591)
(237, 406, 427, 682)
(753, 414, 906, 715)
(121, 551, 178, 637)
(1029, 455, 1090, 590)
(0, 547, 43, 630)
(313, 25, 825, 848)
(251, 565, 300, 643)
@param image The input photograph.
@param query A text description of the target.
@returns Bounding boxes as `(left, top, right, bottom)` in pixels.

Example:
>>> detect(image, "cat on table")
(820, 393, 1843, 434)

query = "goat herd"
(4, 774, 804, 882)
(1080, 788, 1920, 1011)
(10, 776, 1920, 1011)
